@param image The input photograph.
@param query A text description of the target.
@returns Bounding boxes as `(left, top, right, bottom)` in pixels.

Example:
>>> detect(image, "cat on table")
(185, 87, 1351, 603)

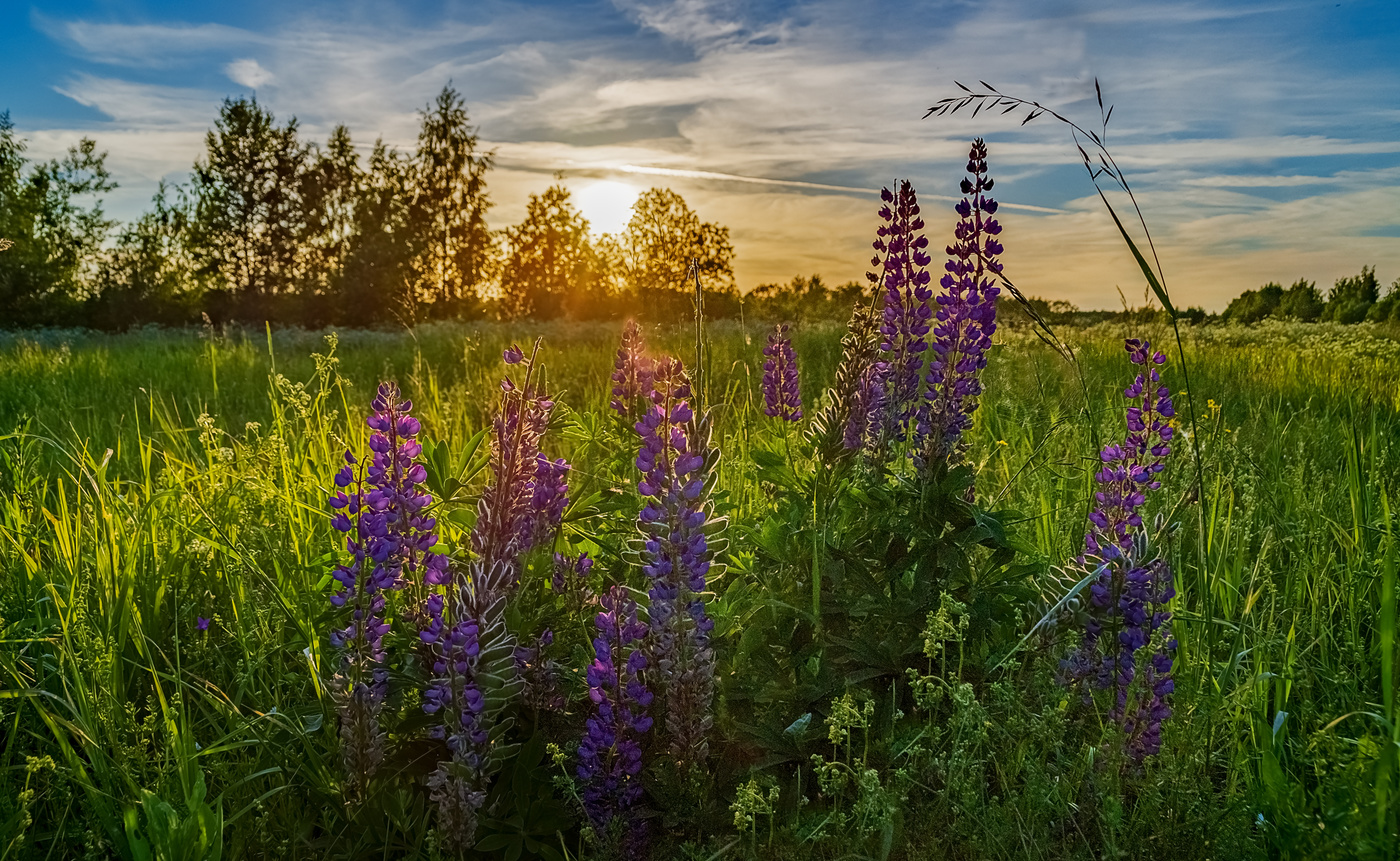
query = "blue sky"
(4, 0, 1398, 309)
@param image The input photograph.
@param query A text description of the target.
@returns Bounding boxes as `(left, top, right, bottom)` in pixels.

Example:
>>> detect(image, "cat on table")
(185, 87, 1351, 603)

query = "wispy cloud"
(34, 16, 266, 67)
(53, 74, 220, 127)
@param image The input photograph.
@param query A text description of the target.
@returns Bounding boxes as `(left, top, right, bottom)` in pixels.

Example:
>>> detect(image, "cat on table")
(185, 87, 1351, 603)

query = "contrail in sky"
(615, 164, 1066, 213)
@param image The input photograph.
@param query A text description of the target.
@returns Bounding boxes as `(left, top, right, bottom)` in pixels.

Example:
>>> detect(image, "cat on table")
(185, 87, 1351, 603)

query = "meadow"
(1, 311, 1398, 860)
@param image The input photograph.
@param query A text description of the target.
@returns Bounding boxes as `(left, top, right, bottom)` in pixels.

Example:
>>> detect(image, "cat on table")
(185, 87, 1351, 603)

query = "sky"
(3, 0, 1398, 311)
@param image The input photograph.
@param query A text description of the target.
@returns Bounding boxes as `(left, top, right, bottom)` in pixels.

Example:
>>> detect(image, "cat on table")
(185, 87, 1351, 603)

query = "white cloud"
(226, 58, 275, 90)
(613, 0, 750, 47)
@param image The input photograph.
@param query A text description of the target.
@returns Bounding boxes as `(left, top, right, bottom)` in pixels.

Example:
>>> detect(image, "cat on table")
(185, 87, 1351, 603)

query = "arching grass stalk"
(925, 80, 1206, 550)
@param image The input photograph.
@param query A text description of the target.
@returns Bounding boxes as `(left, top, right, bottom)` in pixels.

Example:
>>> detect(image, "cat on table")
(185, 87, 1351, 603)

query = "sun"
(573, 180, 641, 235)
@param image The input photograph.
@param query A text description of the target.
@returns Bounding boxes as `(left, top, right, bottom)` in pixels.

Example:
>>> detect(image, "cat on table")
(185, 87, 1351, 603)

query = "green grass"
(1, 319, 1397, 859)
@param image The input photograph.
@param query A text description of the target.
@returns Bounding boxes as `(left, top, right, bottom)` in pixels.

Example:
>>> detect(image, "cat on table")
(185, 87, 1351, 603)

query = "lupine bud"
(611, 320, 654, 417)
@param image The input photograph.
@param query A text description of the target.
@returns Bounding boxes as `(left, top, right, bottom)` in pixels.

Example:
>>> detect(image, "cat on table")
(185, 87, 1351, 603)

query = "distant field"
(2, 319, 1398, 859)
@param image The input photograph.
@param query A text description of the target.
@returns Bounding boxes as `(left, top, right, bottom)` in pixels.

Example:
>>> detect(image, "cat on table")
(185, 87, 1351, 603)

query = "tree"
(1323, 266, 1380, 324)
(0, 113, 116, 326)
(409, 85, 494, 317)
(1365, 276, 1400, 323)
(90, 182, 199, 328)
(1275, 278, 1324, 322)
(188, 97, 314, 317)
(1222, 281, 1283, 324)
(745, 275, 863, 322)
(337, 139, 417, 326)
(620, 188, 736, 320)
(499, 183, 600, 319)
(299, 125, 362, 306)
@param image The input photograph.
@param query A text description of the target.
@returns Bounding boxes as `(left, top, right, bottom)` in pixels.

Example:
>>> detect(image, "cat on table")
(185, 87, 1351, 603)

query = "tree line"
(1218, 267, 1400, 325)
(1, 85, 863, 330)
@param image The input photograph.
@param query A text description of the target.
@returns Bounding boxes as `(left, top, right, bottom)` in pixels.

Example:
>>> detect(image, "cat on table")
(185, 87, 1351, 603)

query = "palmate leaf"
(422, 429, 490, 503)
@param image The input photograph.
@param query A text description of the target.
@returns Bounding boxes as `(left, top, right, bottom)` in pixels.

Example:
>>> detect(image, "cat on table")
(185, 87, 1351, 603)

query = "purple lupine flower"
(761, 324, 803, 421)
(423, 613, 487, 838)
(525, 454, 570, 549)
(325, 451, 389, 792)
(196, 616, 210, 632)
(470, 351, 555, 587)
(922, 139, 1002, 465)
(424, 345, 557, 840)
(578, 585, 653, 840)
(325, 381, 443, 792)
(844, 360, 889, 452)
(1083, 340, 1174, 561)
(866, 181, 934, 438)
(634, 357, 719, 767)
(360, 382, 449, 601)
(611, 320, 654, 417)
(1060, 339, 1177, 762)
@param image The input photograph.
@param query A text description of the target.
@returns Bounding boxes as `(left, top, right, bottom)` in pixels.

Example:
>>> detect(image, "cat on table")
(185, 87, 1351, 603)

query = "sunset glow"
(2, 1, 1397, 308)
(574, 179, 642, 236)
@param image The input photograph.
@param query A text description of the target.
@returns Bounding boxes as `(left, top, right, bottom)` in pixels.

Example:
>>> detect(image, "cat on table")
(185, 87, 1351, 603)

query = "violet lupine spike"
(865, 181, 933, 438)
(470, 348, 555, 591)
(578, 585, 653, 839)
(635, 357, 719, 768)
(611, 320, 654, 417)
(424, 346, 555, 841)
(761, 324, 803, 421)
(326, 381, 444, 792)
(845, 361, 889, 453)
(1084, 339, 1175, 562)
(1059, 339, 1177, 762)
(922, 138, 1002, 465)
(423, 613, 487, 840)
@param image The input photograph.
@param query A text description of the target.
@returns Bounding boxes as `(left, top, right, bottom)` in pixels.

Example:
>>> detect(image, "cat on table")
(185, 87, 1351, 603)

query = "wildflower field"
(3, 157, 1400, 859)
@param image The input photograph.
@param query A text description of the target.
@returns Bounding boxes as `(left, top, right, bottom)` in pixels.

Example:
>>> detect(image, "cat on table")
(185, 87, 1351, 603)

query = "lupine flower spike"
(809, 305, 884, 460)
(578, 585, 653, 848)
(866, 180, 934, 439)
(424, 344, 563, 841)
(761, 323, 802, 421)
(1060, 339, 1177, 762)
(634, 357, 723, 767)
(922, 138, 1002, 466)
(611, 320, 654, 418)
(326, 381, 443, 793)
